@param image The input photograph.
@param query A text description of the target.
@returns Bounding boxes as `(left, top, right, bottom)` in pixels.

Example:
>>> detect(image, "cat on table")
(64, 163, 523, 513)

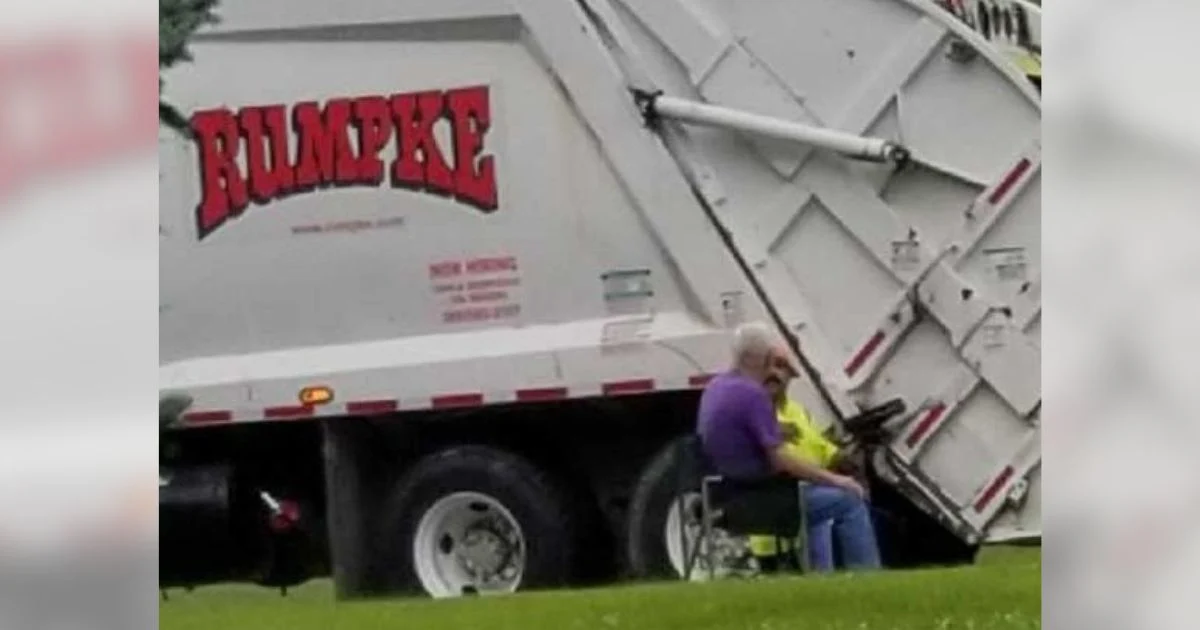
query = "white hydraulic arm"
(632, 89, 912, 165)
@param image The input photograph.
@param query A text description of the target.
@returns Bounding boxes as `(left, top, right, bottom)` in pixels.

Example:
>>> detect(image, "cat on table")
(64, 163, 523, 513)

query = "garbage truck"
(158, 0, 1041, 599)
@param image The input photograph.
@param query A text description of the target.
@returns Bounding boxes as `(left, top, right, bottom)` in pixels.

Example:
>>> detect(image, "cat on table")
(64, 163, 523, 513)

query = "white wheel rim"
(412, 491, 526, 598)
(662, 493, 750, 581)
(663, 492, 707, 581)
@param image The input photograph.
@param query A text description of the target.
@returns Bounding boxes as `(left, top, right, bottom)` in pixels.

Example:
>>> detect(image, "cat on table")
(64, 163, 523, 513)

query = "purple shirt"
(695, 371, 783, 478)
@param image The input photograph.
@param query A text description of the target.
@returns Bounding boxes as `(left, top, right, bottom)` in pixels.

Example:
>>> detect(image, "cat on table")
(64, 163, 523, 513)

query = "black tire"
(625, 436, 693, 579)
(375, 445, 576, 596)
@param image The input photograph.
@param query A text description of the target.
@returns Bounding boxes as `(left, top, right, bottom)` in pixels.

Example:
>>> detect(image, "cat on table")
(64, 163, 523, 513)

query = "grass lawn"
(159, 545, 1040, 630)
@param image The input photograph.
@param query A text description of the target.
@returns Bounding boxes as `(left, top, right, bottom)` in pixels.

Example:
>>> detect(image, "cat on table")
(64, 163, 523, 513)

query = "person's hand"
(830, 452, 858, 475)
(831, 473, 867, 500)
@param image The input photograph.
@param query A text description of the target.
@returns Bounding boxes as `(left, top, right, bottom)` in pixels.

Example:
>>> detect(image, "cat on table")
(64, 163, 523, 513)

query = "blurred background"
(0, 2, 157, 627)
(1042, 1, 1200, 629)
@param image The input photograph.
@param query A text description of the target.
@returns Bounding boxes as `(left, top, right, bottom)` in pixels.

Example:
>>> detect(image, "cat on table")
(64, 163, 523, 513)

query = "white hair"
(731, 321, 777, 363)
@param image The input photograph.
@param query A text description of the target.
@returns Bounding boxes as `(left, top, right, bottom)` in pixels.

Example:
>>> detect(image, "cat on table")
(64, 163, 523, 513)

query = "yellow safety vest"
(778, 398, 839, 469)
(748, 398, 839, 557)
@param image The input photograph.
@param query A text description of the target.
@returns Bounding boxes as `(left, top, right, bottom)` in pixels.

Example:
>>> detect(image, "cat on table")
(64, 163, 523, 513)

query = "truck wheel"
(376, 445, 575, 598)
(626, 436, 705, 580)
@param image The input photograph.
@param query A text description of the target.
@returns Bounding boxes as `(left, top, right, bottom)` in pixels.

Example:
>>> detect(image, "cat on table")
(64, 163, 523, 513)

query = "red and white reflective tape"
(904, 402, 949, 449)
(514, 387, 569, 403)
(972, 465, 1016, 513)
(345, 400, 398, 415)
(265, 405, 314, 420)
(844, 330, 886, 378)
(178, 374, 717, 426)
(986, 158, 1033, 206)
(179, 410, 234, 425)
(601, 379, 656, 397)
(841, 301, 917, 388)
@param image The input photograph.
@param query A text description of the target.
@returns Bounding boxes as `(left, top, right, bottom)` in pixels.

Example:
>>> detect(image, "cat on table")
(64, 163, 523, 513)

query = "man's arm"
(746, 389, 864, 497)
(768, 447, 864, 498)
(768, 447, 840, 484)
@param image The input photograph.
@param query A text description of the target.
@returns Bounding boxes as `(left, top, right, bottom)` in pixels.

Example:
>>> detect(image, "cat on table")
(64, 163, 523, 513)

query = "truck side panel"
(159, 13, 782, 423)
(162, 37, 694, 360)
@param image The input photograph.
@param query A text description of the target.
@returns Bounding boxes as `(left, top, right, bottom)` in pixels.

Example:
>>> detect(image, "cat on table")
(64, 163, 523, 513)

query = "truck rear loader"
(159, 0, 1041, 598)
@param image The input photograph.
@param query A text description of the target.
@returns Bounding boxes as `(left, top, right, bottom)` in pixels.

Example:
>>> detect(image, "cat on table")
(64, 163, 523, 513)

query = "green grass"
(159, 546, 1040, 630)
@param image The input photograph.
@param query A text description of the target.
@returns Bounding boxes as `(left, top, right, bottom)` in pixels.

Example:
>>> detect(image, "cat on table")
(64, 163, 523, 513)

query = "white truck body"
(160, 0, 1040, 571)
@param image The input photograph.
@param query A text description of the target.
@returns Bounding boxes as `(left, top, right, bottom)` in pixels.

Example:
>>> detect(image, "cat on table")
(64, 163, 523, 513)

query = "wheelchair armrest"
(703, 474, 802, 535)
(705, 474, 797, 506)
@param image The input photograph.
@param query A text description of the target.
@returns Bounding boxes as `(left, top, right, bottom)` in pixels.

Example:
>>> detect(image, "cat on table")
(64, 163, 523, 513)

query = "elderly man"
(696, 322, 881, 572)
(750, 359, 876, 572)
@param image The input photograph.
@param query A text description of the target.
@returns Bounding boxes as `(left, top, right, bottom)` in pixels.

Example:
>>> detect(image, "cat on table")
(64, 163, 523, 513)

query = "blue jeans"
(802, 484, 882, 572)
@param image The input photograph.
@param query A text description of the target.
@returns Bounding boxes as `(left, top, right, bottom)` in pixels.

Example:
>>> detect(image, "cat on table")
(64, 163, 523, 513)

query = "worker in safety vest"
(750, 362, 865, 572)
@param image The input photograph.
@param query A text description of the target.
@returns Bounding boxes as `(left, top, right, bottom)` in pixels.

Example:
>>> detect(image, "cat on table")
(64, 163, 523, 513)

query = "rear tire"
(625, 436, 694, 579)
(375, 445, 576, 597)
